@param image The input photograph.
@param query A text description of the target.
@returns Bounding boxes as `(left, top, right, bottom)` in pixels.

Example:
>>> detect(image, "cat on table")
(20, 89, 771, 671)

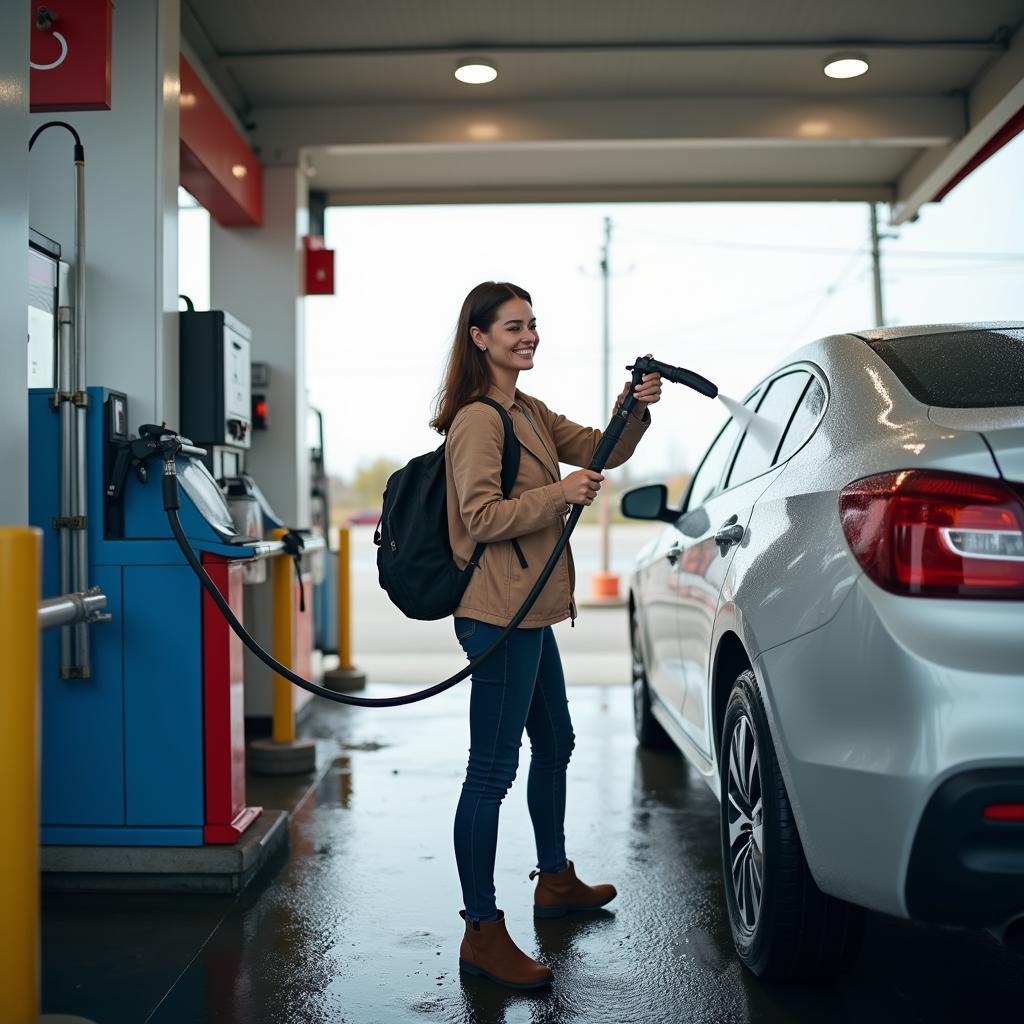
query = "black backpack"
(374, 398, 528, 620)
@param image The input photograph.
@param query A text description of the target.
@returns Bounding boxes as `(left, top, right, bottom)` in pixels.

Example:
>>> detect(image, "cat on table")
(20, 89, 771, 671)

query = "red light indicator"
(252, 395, 268, 430)
(983, 804, 1024, 822)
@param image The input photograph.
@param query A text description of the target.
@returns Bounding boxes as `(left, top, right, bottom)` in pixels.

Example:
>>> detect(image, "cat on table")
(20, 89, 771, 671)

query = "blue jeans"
(453, 616, 576, 921)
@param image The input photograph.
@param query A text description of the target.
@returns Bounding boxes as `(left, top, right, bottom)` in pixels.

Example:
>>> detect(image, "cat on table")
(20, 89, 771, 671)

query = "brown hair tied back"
(430, 281, 532, 435)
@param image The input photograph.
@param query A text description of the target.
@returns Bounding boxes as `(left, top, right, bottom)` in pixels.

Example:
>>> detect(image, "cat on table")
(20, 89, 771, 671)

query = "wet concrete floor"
(43, 679, 1024, 1023)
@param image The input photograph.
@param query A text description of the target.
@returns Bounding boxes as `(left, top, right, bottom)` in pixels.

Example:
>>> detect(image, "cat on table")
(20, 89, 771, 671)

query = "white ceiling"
(182, 0, 1024, 221)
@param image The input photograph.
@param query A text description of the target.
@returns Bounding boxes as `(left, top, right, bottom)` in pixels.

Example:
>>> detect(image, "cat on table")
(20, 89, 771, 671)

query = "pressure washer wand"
(163, 355, 717, 708)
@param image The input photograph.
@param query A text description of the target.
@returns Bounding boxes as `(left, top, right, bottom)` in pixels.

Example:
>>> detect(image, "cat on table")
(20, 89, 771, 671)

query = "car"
(346, 508, 383, 526)
(621, 322, 1024, 980)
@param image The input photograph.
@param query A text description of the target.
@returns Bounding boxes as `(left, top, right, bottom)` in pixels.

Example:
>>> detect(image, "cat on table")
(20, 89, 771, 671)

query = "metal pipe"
(73, 156, 86, 398)
(71, 144, 91, 675)
(38, 589, 107, 632)
(57, 307, 74, 675)
(73, 402, 90, 672)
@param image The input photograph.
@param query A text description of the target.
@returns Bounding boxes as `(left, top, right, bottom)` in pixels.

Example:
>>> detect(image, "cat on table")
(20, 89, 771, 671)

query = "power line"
(615, 222, 1024, 262)
(793, 251, 868, 338)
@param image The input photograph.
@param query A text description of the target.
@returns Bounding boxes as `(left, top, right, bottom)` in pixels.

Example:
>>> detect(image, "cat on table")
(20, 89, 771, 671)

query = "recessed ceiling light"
(823, 54, 870, 79)
(231, 164, 248, 178)
(455, 61, 497, 85)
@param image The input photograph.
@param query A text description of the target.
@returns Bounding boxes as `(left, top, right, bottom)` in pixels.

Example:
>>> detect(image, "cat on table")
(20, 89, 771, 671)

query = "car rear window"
(867, 328, 1024, 408)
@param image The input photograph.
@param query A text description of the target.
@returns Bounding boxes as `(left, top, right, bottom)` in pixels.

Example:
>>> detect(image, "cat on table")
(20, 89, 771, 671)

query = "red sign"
(303, 238, 335, 295)
(29, 0, 113, 112)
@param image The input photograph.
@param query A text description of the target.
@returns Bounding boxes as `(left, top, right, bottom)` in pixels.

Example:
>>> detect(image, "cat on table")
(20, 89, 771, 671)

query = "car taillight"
(984, 804, 1024, 822)
(839, 470, 1024, 598)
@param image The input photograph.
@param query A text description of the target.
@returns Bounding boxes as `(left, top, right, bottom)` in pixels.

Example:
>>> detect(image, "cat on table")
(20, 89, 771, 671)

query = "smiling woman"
(429, 279, 658, 988)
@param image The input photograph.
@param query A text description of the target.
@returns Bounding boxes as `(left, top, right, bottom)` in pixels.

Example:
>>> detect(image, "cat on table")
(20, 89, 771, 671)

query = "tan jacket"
(445, 382, 650, 628)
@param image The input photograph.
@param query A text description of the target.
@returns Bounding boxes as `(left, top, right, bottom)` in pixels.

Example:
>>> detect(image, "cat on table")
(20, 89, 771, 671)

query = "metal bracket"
(72, 391, 90, 407)
(52, 515, 86, 530)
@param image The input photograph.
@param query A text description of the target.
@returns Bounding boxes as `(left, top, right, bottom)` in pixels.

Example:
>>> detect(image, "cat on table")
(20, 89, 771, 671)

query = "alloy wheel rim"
(726, 713, 764, 936)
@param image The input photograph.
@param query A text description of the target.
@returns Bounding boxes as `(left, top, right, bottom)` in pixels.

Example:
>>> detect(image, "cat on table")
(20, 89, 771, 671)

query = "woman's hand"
(562, 469, 605, 506)
(615, 353, 662, 415)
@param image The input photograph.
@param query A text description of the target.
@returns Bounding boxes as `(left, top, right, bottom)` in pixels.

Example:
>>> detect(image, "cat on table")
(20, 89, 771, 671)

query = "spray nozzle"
(626, 356, 718, 399)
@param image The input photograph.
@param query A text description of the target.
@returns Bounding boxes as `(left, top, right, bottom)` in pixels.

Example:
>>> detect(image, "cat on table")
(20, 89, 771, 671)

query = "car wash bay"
(41, 683, 1024, 1023)
(7, 2, 1024, 1022)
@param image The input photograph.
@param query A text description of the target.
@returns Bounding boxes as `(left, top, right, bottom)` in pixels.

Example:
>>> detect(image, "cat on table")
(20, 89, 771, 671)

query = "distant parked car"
(623, 323, 1024, 979)
(346, 508, 382, 526)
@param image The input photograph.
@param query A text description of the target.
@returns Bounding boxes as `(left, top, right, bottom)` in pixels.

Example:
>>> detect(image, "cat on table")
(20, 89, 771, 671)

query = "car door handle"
(714, 517, 744, 552)
(666, 543, 681, 566)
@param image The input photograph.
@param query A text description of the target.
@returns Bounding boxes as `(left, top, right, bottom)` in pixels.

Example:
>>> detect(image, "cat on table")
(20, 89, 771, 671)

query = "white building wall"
(210, 166, 311, 527)
(0, 14, 29, 524)
(27, 0, 180, 430)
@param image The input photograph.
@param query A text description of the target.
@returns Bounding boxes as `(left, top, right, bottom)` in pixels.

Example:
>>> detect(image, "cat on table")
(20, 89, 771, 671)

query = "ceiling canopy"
(183, 0, 1024, 221)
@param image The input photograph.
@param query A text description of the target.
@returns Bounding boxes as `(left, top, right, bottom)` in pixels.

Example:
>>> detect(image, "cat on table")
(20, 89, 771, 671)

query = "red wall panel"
(180, 56, 262, 227)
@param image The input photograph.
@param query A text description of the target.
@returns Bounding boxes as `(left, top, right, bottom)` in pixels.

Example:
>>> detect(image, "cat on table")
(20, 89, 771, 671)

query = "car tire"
(720, 669, 863, 979)
(630, 606, 673, 750)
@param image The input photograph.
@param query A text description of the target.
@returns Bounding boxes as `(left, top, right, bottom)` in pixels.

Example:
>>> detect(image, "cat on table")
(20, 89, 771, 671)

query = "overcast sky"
(301, 133, 1024, 485)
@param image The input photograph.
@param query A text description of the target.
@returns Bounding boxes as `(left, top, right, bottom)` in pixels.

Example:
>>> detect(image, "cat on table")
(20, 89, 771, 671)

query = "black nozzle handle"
(628, 356, 718, 399)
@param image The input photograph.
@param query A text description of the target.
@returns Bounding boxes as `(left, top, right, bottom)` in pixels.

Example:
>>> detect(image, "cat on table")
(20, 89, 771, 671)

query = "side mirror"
(620, 483, 677, 523)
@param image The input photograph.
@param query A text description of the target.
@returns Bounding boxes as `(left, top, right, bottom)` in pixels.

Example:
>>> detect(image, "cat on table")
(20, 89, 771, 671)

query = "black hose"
(168, 499, 584, 708)
(29, 120, 85, 162)
(165, 356, 715, 708)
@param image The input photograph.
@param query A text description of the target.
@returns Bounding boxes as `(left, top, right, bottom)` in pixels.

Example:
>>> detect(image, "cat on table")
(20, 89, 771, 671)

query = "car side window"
(724, 371, 809, 489)
(775, 377, 826, 464)
(685, 418, 742, 511)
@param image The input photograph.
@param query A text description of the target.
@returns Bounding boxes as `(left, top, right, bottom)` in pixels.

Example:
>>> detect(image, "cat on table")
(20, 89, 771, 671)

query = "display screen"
(28, 246, 57, 389)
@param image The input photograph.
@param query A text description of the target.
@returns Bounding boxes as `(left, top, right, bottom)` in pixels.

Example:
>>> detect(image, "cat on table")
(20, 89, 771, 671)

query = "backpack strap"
(467, 397, 529, 570)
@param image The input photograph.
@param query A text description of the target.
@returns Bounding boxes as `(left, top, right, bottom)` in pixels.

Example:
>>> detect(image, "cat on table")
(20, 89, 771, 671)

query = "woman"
(432, 281, 661, 990)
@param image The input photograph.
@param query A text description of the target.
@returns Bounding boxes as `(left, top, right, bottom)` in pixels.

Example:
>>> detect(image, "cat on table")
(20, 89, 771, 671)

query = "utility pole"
(586, 216, 624, 604)
(869, 203, 886, 328)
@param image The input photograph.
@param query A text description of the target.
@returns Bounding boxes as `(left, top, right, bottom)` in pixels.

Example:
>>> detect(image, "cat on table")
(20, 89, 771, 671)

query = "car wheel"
(720, 669, 863, 979)
(630, 606, 673, 750)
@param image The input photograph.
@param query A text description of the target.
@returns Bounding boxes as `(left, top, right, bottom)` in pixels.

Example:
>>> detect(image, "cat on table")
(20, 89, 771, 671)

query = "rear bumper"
(755, 575, 1024, 920)
(906, 768, 1024, 927)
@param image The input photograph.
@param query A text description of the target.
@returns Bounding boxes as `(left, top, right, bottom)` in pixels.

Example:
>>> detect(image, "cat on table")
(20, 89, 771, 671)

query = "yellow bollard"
(337, 526, 353, 671)
(270, 528, 295, 745)
(0, 527, 42, 1024)
(248, 529, 316, 774)
(324, 525, 366, 692)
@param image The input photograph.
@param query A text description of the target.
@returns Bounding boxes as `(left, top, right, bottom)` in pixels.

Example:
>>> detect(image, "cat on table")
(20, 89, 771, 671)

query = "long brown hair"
(430, 281, 532, 435)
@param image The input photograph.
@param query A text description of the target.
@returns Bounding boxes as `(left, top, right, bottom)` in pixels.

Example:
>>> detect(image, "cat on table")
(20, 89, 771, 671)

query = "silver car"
(622, 323, 1024, 979)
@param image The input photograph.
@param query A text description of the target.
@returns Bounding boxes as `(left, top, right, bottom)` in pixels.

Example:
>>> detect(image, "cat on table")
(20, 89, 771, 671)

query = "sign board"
(29, 0, 113, 112)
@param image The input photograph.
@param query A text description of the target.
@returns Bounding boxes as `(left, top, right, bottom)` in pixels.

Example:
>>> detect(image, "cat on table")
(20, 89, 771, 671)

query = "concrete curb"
(40, 809, 290, 894)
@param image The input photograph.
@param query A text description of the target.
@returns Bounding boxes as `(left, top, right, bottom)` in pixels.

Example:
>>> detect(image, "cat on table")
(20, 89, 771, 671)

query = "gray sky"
(304, 133, 1024, 484)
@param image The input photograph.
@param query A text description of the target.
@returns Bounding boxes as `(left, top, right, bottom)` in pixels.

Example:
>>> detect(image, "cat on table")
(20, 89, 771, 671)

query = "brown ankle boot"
(530, 859, 617, 918)
(458, 909, 553, 989)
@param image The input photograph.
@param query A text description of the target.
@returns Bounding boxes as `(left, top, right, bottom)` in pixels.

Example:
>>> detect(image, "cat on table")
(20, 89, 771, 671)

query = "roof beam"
(323, 183, 893, 206)
(252, 96, 961, 164)
(218, 39, 1006, 62)
(892, 20, 1024, 223)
